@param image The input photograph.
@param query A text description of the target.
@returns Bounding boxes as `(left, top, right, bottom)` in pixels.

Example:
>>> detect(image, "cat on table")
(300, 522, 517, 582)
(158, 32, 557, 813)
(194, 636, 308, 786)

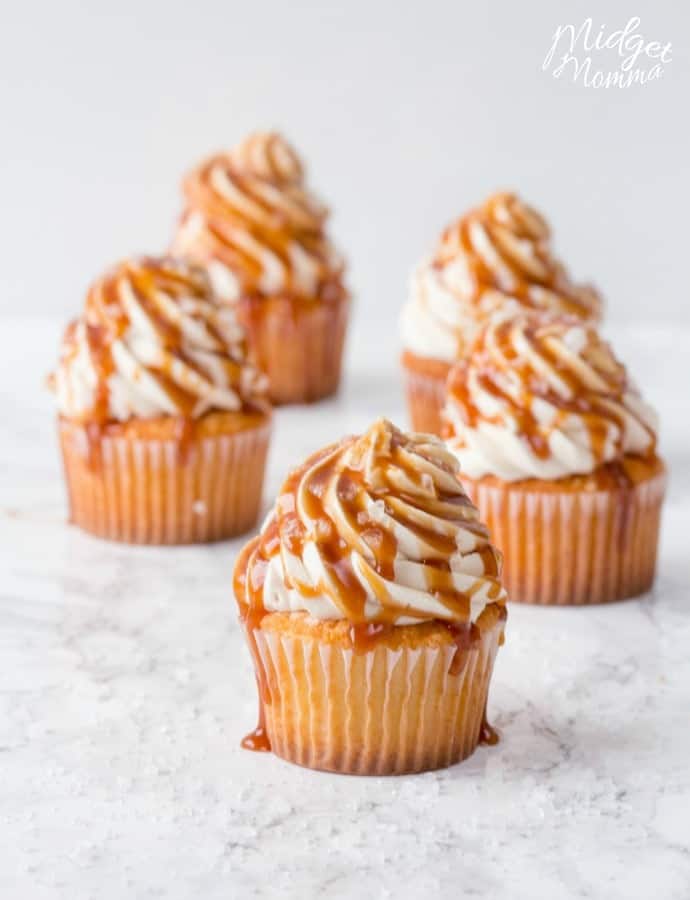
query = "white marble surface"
(1, 317, 689, 900)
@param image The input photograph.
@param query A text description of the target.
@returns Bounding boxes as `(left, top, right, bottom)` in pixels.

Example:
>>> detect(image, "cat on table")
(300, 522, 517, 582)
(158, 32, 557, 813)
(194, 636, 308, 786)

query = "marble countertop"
(1, 317, 689, 900)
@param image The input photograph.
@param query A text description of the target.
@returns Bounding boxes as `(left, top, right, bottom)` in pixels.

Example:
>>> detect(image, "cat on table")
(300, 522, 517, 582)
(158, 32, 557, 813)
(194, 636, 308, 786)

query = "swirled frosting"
(53, 256, 268, 423)
(236, 419, 507, 625)
(444, 312, 658, 481)
(401, 192, 602, 362)
(171, 131, 345, 302)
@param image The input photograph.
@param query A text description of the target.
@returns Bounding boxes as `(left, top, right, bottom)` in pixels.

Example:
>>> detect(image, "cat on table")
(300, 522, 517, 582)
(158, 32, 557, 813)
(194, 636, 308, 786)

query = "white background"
(1, 0, 688, 337)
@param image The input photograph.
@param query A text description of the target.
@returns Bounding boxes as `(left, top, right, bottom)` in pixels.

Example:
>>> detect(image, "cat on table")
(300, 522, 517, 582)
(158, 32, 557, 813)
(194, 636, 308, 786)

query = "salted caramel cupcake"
(233, 419, 507, 775)
(171, 132, 349, 405)
(444, 312, 666, 605)
(401, 192, 602, 434)
(51, 256, 271, 544)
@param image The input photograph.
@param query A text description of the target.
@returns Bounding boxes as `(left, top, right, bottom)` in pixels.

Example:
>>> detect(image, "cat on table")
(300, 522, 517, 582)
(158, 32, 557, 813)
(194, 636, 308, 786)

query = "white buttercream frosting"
(171, 131, 345, 301)
(444, 312, 658, 481)
(401, 192, 602, 362)
(53, 257, 268, 423)
(236, 419, 507, 625)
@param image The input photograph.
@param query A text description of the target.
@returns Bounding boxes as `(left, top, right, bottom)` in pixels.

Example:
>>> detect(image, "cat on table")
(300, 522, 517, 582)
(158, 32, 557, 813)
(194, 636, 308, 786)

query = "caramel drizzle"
(56, 257, 267, 474)
(479, 714, 500, 746)
(73, 257, 259, 430)
(177, 135, 346, 300)
(434, 192, 600, 323)
(234, 423, 507, 754)
(229, 131, 304, 185)
(447, 314, 657, 469)
(233, 539, 273, 753)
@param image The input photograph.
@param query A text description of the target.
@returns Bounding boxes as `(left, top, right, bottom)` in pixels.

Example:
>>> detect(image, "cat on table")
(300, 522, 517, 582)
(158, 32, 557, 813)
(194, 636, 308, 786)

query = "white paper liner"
(252, 619, 504, 775)
(60, 418, 271, 544)
(402, 365, 448, 435)
(464, 470, 666, 605)
(240, 295, 349, 405)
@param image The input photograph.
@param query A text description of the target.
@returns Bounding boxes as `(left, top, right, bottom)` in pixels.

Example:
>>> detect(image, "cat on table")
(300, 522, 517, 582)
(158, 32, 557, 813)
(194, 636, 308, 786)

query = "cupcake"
(233, 419, 508, 775)
(401, 192, 602, 434)
(443, 312, 666, 605)
(51, 256, 271, 544)
(171, 131, 349, 405)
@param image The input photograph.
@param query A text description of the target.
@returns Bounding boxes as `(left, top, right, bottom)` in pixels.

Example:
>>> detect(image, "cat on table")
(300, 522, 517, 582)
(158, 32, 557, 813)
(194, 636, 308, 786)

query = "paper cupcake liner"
(59, 417, 271, 544)
(463, 471, 666, 605)
(401, 364, 448, 435)
(251, 620, 504, 775)
(238, 294, 349, 405)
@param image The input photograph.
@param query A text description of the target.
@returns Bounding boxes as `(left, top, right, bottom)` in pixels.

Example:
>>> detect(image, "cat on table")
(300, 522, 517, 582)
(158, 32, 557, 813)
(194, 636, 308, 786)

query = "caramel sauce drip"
(349, 622, 394, 653)
(234, 538, 274, 752)
(68, 322, 116, 471)
(234, 421, 507, 754)
(241, 719, 271, 753)
(479, 716, 500, 746)
(172, 417, 197, 465)
(442, 622, 481, 676)
(447, 314, 657, 468)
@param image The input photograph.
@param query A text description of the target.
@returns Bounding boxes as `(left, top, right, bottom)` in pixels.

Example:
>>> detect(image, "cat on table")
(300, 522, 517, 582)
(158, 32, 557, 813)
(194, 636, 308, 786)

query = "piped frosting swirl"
(402, 192, 602, 362)
(236, 419, 507, 625)
(171, 131, 345, 302)
(444, 312, 658, 481)
(53, 256, 268, 423)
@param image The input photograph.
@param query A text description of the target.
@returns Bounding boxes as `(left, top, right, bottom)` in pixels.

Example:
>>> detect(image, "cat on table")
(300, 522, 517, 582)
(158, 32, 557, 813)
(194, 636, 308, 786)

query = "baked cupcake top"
(444, 312, 658, 482)
(52, 256, 268, 424)
(171, 131, 345, 303)
(235, 418, 507, 626)
(401, 192, 602, 362)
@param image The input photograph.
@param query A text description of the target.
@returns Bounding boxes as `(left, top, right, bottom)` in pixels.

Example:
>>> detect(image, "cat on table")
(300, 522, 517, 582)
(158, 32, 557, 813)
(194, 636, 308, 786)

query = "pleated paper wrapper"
(401, 365, 448, 436)
(238, 294, 349, 405)
(463, 471, 666, 605)
(59, 417, 271, 544)
(251, 618, 504, 775)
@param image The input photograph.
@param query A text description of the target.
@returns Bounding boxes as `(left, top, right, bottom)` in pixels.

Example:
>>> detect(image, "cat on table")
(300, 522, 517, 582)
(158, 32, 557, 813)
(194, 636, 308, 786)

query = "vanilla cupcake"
(171, 132, 349, 405)
(401, 192, 602, 434)
(233, 419, 507, 775)
(444, 312, 666, 605)
(51, 256, 271, 544)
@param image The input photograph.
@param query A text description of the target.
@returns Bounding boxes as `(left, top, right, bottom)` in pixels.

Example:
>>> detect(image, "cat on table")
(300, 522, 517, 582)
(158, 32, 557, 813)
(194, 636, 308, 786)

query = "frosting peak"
(171, 131, 345, 302)
(435, 192, 553, 285)
(401, 191, 602, 363)
(236, 419, 507, 626)
(228, 131, 304, 186)
(444, 312, 658, 481)
(53, 256, 268, 423)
